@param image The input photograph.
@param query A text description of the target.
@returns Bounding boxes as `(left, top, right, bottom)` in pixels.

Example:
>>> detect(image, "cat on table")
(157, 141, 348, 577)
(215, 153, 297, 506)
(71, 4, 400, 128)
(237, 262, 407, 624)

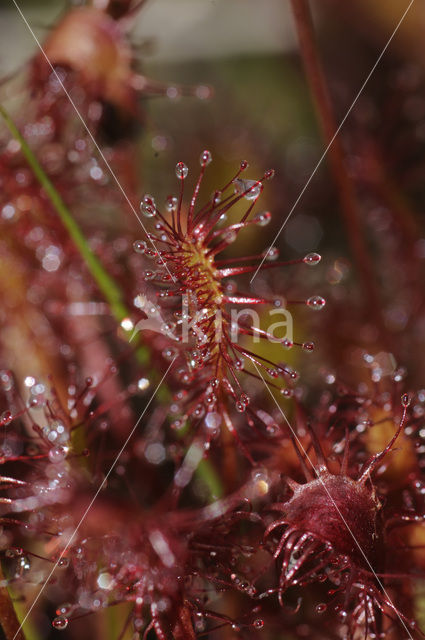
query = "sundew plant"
(0, 1, 425, 639)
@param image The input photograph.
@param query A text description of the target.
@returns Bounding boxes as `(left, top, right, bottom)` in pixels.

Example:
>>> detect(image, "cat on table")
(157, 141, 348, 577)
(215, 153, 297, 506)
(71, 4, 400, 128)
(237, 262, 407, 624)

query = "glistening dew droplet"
(402, 393, 411, 408)
(140, 194, 156, 217)
(236, 400, 246, 413)
(306, 295, 326, 310)
(58, 558, 69, 569)
(233, 178, 262, 201)
(263, 246, 279, 261)
(56, 604, 72, 616)
(133, 240, 147, 254)
(175, 162, 189, 180)
(52, 616, 68, 630)
(48, 446, 68, 464)
(1, 411, 12, 426)
(316, 603, 327, 614)
(166, 195, 178, 212)
(303, 252, 321, 265)
(200, 149, 212, 166)
(254, 211, 271, 226)
(280, 388, 294, 398)
(224, 230, 237, 244)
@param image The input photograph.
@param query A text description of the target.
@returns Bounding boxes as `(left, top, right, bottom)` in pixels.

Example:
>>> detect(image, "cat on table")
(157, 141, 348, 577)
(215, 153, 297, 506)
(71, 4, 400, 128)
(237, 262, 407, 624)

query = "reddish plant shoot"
(132, 152, 324, 460)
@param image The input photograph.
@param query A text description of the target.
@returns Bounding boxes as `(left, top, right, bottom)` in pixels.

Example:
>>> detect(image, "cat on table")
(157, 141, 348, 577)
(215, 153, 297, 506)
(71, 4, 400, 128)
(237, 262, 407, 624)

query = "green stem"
(6, 581, 43, 640)
(0, 564, 25, 640)
(0, 104, 145, 356)
(197, 459, 224, 501)
(0, 104, 222, 498)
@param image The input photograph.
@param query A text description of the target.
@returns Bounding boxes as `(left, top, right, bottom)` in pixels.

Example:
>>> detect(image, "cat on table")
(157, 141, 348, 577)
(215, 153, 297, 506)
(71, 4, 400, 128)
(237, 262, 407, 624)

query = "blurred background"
(1, 0, 424, 383)
(1, 1, 425, 638)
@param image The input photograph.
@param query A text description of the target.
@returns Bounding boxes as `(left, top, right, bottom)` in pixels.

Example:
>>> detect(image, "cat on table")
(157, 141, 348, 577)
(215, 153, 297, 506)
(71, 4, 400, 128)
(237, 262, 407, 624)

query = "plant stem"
(0, 104, 223, 499)
(0, 565, 25, 640)
(289, 0, 390, 347)
(0, 104, 144, 356)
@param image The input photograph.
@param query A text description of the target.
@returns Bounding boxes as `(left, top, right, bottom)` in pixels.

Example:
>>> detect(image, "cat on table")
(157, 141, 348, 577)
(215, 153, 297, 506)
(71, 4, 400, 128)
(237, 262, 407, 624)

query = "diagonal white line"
(13, 357, 176, 639)
(252, 362, 413, 638)
(8, 0, 176, 283)
(250, 0, 415, 283)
